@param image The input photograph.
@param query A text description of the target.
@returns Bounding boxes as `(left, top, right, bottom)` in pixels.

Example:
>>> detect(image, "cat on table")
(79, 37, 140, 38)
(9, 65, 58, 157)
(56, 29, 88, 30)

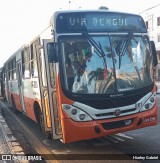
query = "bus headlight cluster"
(140, 93, 156, 112)
(62, 104, 92, 122)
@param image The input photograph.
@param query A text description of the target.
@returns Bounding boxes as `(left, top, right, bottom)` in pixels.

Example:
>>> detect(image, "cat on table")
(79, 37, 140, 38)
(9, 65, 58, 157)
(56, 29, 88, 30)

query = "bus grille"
(95, 108, 136, 118)
(102, 118, 134, 130)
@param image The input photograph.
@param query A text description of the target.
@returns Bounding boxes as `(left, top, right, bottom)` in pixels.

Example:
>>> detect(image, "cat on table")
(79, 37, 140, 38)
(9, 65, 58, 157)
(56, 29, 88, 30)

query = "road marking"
(93, 134, 126, 146)
(104, 136, 119, 143)
(116, 133, 133, 139)
(91, 133, 134, 146)
(110, 135, 125, 142)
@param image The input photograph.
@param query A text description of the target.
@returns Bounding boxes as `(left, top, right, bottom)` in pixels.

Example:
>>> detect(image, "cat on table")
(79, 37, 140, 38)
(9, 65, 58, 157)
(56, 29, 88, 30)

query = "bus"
(2, 10, 158, 143)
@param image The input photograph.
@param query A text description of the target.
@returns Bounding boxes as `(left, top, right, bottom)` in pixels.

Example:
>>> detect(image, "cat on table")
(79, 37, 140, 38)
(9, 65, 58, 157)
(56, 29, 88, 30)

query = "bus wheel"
(11, 96, 19, 114)
(34, 105, 51, 139)
(39, 113, 51, 139)
(39, 112, 45, 131)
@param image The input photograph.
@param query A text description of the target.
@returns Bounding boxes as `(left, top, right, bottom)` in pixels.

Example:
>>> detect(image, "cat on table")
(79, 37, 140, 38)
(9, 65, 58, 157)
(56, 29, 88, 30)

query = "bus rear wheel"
(11, 96, 19, 114)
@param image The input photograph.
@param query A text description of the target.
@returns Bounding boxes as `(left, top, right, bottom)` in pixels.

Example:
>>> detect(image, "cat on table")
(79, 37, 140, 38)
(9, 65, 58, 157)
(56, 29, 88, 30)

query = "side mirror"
(150, 41, 158, 67)
(47, 43, 58, 63)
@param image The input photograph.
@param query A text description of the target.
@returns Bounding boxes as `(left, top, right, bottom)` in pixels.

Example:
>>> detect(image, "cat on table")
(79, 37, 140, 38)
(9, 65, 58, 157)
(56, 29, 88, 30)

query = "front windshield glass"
(60, 34, 153, 94)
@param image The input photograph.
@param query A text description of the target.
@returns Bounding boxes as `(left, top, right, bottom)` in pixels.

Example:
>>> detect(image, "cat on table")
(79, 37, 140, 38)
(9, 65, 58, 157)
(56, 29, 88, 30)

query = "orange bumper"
(61, 104, 158, 143)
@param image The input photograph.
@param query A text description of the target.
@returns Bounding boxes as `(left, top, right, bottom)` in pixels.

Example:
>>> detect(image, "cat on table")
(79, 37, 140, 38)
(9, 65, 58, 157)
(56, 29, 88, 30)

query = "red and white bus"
(2, 10, 158, 143)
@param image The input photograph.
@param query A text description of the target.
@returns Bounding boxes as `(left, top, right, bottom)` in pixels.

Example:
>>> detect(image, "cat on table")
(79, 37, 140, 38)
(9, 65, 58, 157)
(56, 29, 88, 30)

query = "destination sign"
(55, 12, 147, 33)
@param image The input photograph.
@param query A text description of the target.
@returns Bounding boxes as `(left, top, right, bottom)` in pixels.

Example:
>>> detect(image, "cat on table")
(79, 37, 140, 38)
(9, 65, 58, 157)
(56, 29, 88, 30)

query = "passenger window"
(22, 47, 30, 78)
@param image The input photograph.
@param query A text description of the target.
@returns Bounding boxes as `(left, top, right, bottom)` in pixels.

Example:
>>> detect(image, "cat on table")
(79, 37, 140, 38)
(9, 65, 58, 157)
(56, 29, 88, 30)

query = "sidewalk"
(0, 105, 25, 163)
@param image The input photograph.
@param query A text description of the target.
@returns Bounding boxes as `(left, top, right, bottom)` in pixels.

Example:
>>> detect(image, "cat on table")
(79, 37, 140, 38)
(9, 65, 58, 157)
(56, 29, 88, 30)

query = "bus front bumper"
(61, 104, 158, 143)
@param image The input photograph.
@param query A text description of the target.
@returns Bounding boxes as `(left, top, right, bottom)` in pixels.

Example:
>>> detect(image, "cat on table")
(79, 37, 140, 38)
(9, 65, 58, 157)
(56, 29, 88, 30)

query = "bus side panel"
(12, 93, 22, 112)
(10, 79, 22, 111)
(56, 74, 74, 118)
(23, 96, 37, 122)
(22, 78, 41, 123)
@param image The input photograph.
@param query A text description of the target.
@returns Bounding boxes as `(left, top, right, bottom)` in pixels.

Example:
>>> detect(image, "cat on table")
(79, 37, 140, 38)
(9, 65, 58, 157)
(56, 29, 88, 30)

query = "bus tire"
(34, 103, 51, 139)
(39, 113, 52, 139)
(39, 112, 45, 132)
(34, 103, 42, 126)
(11, 96, 19, 114)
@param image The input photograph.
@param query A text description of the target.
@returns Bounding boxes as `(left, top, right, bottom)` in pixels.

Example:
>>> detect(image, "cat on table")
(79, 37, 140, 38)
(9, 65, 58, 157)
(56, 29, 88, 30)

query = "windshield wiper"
(82, 31, 105, 58)
(82, 31, 107, 70)
(118, 32, 133, 69)
(120, 32, 133, 56)
(118, 33, 142, 82)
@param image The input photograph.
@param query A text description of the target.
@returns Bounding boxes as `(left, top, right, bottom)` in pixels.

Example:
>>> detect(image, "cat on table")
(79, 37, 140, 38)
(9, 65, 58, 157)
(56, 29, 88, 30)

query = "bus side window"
(30, 43, 38, 77)
(8, 61, 12, 80)
(13, 58, 16, 80)
(50, 63, 56, 87)
(22, 47, 30, 78)
(39, 48, 47, 87)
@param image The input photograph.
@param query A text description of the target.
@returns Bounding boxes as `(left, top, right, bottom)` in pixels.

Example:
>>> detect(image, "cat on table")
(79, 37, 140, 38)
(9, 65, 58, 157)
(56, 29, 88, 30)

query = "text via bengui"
(93, 18, 127, 27)
(69, 17, 127, 27)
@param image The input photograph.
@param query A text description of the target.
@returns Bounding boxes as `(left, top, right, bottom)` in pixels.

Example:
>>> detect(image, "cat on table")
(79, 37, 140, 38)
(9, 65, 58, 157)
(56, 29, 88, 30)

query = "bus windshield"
(60, 34, 153, 94)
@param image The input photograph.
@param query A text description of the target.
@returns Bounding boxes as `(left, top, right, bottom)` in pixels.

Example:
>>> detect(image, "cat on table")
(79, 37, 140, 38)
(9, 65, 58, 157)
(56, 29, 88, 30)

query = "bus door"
(4, 65, 10, 103)
(36, 40, 62, 140)
(17, 60, 26, 113)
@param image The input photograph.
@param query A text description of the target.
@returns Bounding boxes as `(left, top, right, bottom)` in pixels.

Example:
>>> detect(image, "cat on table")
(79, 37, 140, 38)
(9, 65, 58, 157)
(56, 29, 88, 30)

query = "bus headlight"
(71, 109, 77, 115)
(140, 93, 156, 112)
(150, 97, 154, 103)
(144, 103, 150, 110)
(63, 105, 71, 110)
(79, 114, 85, 120)
(62, 104, 92, 122)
